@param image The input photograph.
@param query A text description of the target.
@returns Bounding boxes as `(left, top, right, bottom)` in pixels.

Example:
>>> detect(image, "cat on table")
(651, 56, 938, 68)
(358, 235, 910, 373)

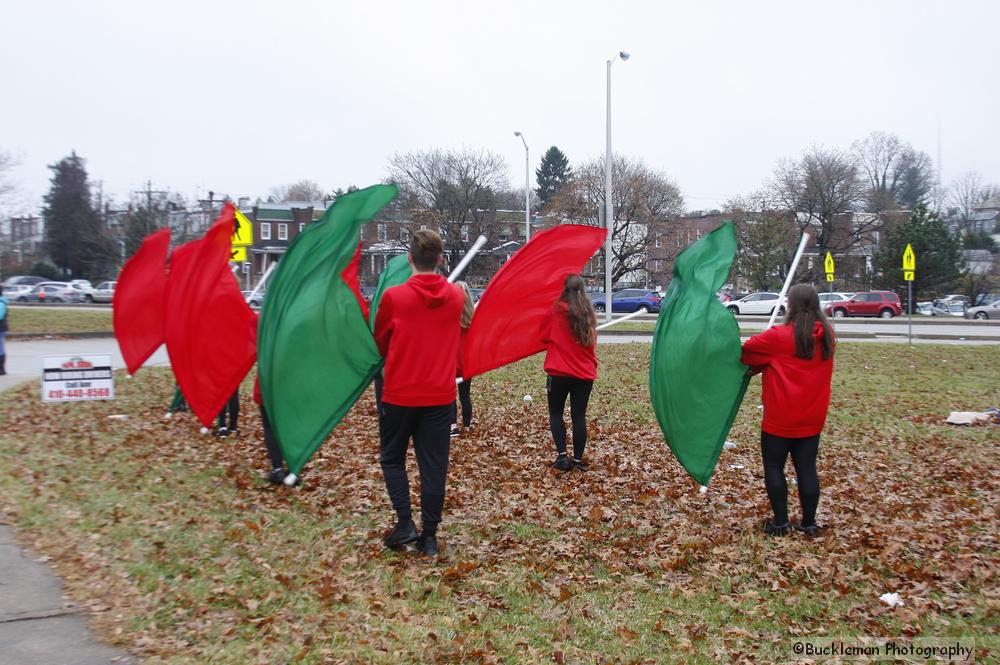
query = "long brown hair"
(560, 274, 597, 347)
(456, 281, 475, 328)
(785, 283, 835, 360)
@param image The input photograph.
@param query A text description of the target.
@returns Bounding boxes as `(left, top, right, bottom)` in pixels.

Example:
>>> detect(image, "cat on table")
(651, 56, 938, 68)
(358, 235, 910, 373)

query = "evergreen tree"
(535, 146, 573, 209)
(43, 152, 118, 278)
(874, 203, 964, 304)
(123, 206, 161, 258)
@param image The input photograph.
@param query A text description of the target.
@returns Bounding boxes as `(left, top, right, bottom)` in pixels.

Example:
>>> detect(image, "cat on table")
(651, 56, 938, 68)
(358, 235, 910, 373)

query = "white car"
(726, 292, 787, 316)
(92, 281, 117, 303)
(2, 284, 33, 298)
(818, 292, 847, 305)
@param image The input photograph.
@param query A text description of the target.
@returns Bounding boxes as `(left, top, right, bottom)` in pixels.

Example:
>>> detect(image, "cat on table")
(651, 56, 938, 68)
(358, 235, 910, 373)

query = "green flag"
(369, 253, 412, 331)
(649, 221, 749, 486)
(258, 185, 398, 475)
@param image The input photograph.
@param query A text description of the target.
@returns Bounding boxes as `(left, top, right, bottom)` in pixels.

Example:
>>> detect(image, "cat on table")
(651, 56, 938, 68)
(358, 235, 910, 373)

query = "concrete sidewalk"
(0, 338, 148, 664)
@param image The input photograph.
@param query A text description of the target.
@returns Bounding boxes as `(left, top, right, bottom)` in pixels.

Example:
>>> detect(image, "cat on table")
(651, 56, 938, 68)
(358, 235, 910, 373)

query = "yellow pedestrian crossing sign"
(824, 252, 834, 282)
(903, 243, 915, 281)
(229, 246, 247, 262)
(232, 209, 254, 247)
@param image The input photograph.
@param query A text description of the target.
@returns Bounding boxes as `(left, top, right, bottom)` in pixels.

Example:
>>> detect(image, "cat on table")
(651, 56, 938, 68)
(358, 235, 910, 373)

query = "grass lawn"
(0, 344, 997, 663)
(7, 306, 113, 334)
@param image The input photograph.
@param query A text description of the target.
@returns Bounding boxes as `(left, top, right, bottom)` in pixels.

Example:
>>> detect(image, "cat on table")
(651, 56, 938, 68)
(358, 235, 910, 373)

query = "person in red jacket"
(741, 283, 835, 537)
(540, 274, 598, 471)
(374, 230, 464, 557)
(450, 281, 476, 437)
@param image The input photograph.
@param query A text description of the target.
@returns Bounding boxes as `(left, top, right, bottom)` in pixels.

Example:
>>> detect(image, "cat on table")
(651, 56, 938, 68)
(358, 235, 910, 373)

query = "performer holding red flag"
(450, 281, 476, 437)
(741, 284, 835, 537)
(374, 230, 464, 558)
(540, 274, 598, 472)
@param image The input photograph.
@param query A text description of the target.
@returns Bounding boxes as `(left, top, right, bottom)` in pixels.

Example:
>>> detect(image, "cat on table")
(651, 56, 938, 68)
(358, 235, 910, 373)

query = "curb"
(7, 332, 114, 341)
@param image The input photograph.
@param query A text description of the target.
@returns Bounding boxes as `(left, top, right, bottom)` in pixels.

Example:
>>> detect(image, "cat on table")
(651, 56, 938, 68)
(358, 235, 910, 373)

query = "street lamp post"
(604, 50, 629, 323)
(514, 131, 530, 243)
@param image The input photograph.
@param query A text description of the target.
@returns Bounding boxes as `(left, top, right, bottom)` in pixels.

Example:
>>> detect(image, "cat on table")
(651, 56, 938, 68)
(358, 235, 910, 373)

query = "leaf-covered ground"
(6, 306, 113, 334)
(0, 344, 997, 663)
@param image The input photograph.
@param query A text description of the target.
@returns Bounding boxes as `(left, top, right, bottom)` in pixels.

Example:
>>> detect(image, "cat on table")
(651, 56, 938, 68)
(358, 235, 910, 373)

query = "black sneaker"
(763, 519, 792, 536)
(214, 426, 229, 438)
(551, 454, 571, 471)
(384, 520, 419, 548)
(450, 425, 460, 438)
(795, 523, 824, 538)
(572, 458, 589, 471)
(266, 468, 288, 485)
(419, 533, 439, 558)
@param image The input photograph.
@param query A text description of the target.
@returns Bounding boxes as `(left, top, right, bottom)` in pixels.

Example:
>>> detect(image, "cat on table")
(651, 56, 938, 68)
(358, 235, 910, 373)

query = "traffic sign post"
(903, 244, 916, 346)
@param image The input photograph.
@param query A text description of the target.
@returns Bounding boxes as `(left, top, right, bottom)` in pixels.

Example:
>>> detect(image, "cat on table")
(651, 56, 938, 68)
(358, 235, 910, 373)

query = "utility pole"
(142, 179, 168, 212)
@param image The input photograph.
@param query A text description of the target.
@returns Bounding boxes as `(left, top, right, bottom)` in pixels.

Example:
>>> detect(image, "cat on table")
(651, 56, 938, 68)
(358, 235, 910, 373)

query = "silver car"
(92, 281, 117, 303)
(964, 299, 1000, 320)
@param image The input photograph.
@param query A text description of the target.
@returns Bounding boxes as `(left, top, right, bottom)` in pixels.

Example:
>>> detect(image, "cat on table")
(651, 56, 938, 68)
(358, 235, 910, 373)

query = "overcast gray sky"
(2, 0, 998, 213)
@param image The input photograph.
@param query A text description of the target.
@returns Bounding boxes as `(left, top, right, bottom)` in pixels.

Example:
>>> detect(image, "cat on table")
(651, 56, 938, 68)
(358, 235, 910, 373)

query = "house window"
(460, 225, 469, 242)
(299, 223, 305, 233)
(499, 230, 510, 242)
(370, 255, 376, 273)
(676, 234, 682, 247)
(420, 224, 428, 231)
(260, 223, 271, 241)
(377, 224, 387, 241)
(655, 235, 661, 248)
(400, 227, 410, 243)
(655, 259, 662, 271)
(696, 229, 702, 239)
(278, 223, 288, 240)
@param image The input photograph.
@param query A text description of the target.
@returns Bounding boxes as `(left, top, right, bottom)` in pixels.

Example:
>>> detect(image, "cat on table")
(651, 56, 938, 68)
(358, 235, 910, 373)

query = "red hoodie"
(540, 302, 598, 381)
(374, 273, 464, 406)
(741, 321, 835, 438)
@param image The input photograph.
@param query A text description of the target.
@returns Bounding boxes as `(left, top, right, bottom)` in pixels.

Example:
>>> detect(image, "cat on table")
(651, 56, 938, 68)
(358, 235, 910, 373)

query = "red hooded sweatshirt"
(374, 273, 464, 407)
(741, 321, 834, 438)
(540, 301, 598, 381)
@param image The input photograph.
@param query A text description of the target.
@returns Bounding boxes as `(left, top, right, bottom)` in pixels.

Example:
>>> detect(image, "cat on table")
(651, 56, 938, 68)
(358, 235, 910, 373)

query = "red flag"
(341, 243, 370, 322)
(462, 224, 606, 379)
(113, 228, 171, 374)
(165, 203, 257, 427)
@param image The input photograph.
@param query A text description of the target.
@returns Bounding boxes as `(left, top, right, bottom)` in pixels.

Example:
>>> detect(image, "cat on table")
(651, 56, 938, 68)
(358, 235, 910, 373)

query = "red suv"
(824, 291, 902, 319)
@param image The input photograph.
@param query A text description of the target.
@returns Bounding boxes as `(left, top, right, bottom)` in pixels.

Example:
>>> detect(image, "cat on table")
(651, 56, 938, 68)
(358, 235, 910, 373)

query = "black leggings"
(217, 390, 240, 430)
(259, 405, 284, 469)
(760, 431, 820, 527)
(451, 379, 472, 427)
(546, 375, 593, 460)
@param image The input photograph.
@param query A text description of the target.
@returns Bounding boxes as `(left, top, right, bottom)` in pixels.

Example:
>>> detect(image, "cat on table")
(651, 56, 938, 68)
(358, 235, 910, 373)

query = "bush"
(29, 261, 63, 280)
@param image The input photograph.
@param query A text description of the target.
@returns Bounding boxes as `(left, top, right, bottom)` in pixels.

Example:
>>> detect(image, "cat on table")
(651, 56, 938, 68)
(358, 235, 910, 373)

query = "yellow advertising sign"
(232, 209, 254, 247)
(902, 243, 915, 271)
(229, 246, 247, 262)
(824, 251, 835, 275)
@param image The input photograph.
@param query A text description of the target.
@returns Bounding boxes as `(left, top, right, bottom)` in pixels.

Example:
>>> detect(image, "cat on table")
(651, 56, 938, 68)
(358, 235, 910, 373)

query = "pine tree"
(535, 146, 573, 209)
(123, 206, 160, 258)
(874, 203, 964, 303)
(43, 152, 118, 279)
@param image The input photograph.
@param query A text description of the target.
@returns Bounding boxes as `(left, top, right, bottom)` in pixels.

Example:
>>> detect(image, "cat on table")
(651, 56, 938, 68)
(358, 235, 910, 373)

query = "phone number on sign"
(47, 388, 111, 399)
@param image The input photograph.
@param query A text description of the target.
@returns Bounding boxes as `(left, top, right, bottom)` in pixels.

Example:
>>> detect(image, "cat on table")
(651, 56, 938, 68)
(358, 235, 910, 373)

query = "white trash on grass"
(879, 592, 904, 607)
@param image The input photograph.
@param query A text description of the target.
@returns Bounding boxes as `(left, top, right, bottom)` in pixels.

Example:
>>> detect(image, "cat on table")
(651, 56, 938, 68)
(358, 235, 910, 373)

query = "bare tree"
(387, 147, 511, 268)
(853, 132, 934, 211)
(269, 179, 325, 202)
(546, 155, 684, 282)
(725, 191, 800, 291)
(948, 171, 1000, 221)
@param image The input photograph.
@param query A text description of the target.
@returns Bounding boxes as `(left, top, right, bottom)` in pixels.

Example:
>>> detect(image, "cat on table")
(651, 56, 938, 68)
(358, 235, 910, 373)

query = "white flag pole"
(245, 261, 277, 304)
(595, 308, 649, 331)
(766, 232, 810, 329)
(447, 235, 488, 283)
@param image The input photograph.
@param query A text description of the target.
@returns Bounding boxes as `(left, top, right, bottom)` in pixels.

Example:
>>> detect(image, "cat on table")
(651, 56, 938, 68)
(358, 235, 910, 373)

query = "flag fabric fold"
(461, 224, 606, 380)
(165, 203, 258, 427)
(258, 184, 398, 475)
(648, 221, 749, 486)
(113, 228, 171, 374)
(368, 253, 412, 330)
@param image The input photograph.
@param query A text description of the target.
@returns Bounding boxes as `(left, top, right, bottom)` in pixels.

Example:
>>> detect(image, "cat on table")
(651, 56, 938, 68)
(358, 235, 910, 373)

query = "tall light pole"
(514, 131, 530, 242)
(604, 50, 629, 322)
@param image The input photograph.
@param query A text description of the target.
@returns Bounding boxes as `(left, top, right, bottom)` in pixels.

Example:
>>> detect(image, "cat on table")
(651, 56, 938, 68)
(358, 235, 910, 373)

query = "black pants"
(760, 431, 820, 527)
(373, 373, 383, 413)
(379, 402, 452, 533)
(259, 405, 284, 469)
(451, 379, 472, 427)
(217, 390, 240, 430)
(546, 375, 594, 460)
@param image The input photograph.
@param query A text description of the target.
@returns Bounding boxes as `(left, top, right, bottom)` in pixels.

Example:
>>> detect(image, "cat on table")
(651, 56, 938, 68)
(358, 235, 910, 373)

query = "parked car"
(824, 291, 902, 318)
(2, 284, 33, 298)
(91, 281, 117, 303)
(591, 289, 662, 313)
(469, 288, 484, 303)
(726, 292, 786, 316)
(915, 301, 933, 316)
(241, 290, 265, 309)
(17, 283, 82, 303)
(973, 293, 998, 307)
(964, 299, 1000, 320)
(818, 292, 847, 306)
(2, 275, 46, 288)
(938, 294, 970, 305)
(930, 300, 967, 317)
(68, 281, 95, 302)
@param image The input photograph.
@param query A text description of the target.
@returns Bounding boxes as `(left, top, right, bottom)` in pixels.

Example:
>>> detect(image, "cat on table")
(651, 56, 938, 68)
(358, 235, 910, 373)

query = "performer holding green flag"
(374, 230, 464, 558)
(741, 284, 835, 537)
